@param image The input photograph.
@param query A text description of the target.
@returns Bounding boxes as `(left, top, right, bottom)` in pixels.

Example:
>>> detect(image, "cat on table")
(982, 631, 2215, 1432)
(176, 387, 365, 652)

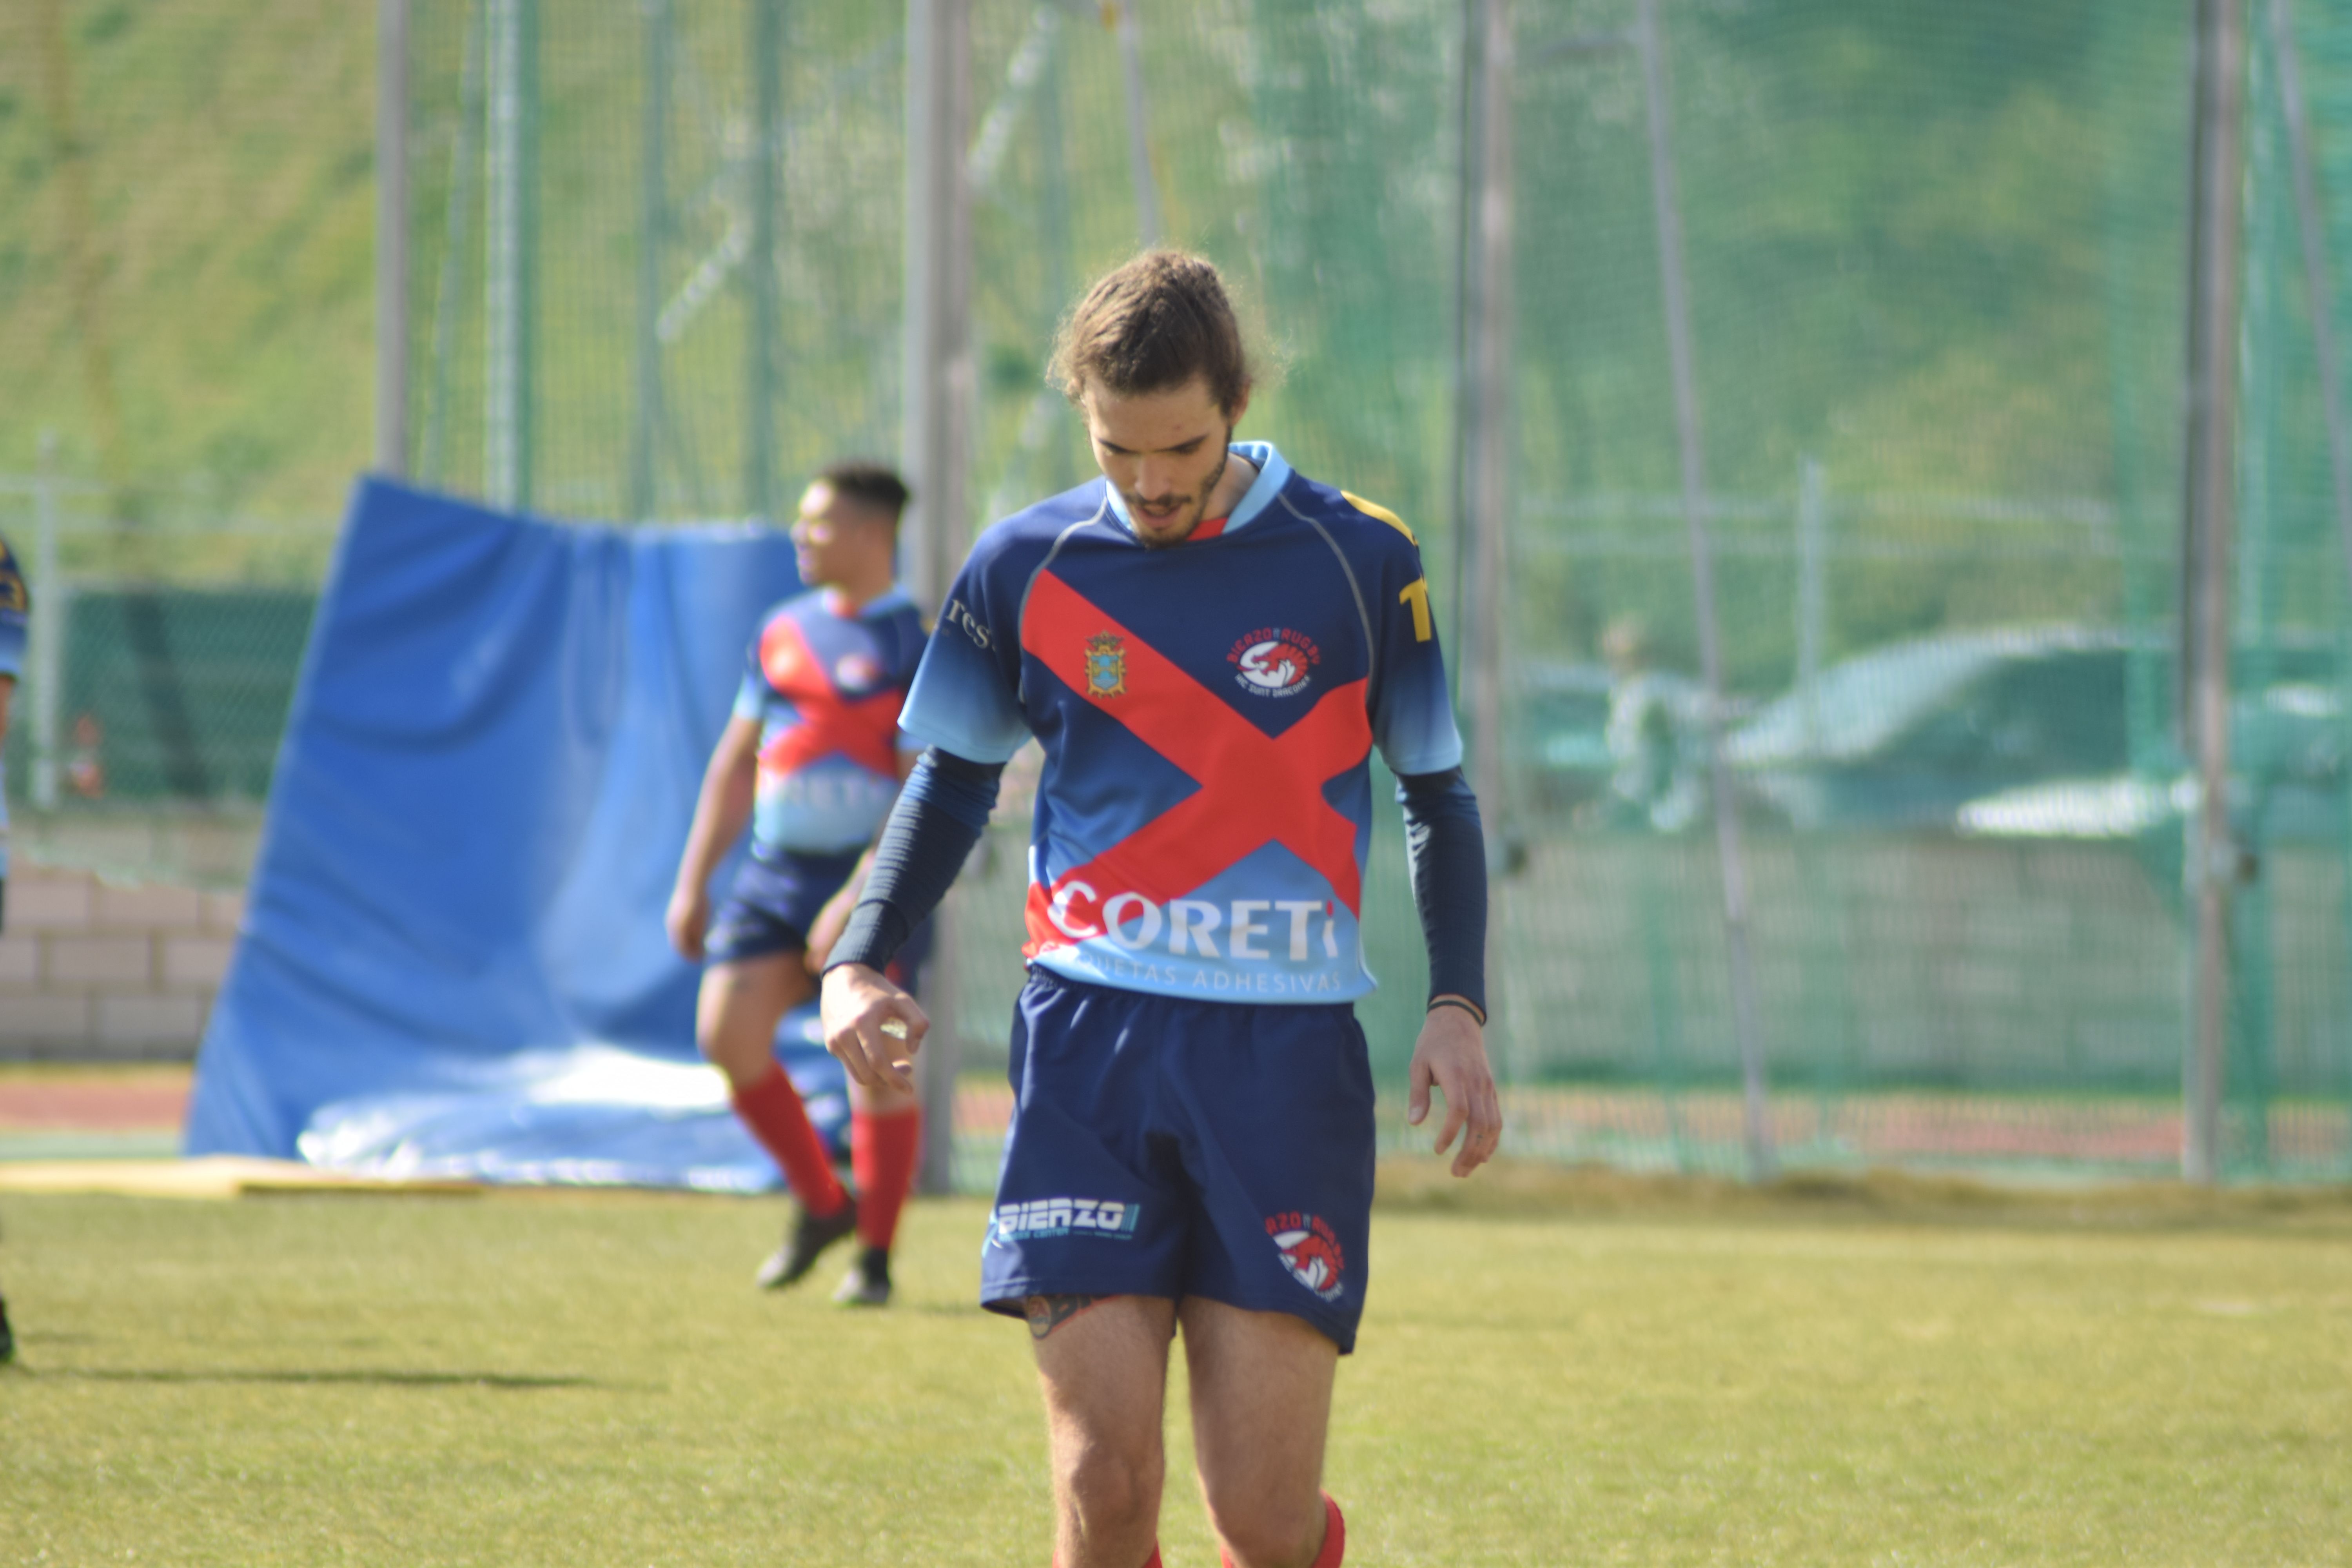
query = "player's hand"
(821, 962, 929, 1096)
(1407, 1001, 1500, 1178)
(665, 883, 710, 962)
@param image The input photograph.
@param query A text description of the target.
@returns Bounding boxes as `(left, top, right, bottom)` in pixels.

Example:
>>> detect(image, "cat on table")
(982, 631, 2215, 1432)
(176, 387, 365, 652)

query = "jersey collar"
(1098, 442, 1292, 544)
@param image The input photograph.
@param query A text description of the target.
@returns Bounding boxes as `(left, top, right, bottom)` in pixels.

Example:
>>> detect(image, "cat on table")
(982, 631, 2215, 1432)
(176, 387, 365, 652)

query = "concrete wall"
(1480, 834, 2352, 1096)
(0, 863, 241, 1059)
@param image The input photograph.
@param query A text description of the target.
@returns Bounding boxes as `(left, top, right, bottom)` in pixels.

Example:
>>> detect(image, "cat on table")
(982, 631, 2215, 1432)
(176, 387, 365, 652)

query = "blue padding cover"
(184, 478, 841, 1190)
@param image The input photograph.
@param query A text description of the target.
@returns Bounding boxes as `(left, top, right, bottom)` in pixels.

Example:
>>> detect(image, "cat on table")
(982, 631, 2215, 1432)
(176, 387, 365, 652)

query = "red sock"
(733, 1063, 846, 1215)
(1218, 1494, 1343, 1568)
(1313, 1495, 1345, 1568)
(852, 1107, 922, 1250)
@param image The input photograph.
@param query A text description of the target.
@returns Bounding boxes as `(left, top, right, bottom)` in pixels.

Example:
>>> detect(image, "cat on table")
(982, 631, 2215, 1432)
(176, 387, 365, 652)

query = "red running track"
(0, 1075, 191, 1132)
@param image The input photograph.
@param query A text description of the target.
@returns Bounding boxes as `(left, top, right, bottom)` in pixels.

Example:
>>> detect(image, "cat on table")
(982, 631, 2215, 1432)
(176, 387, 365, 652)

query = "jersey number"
(1399, 578, 1433, 643)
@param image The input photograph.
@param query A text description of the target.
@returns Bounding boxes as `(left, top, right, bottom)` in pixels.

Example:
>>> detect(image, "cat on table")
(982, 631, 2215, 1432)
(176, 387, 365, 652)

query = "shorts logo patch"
(990, 1196, 1142, 1246)
(1229, 627, 1320, 698)
(1085, 633, 1127, 697)
(1266, 1211, 1347, 1302)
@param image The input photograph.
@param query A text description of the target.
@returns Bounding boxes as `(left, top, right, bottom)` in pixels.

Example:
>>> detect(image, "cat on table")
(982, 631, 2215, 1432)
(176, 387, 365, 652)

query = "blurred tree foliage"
(0, 0, 2203, 689)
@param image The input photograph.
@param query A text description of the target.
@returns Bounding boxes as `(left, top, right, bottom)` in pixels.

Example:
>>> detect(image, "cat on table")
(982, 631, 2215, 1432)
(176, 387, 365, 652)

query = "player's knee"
(692, 1025, 741, 1071)
(1059, 1438, 1163, 1536)
(1203, 1489, 1323, 1568)
(694, 1021, 770, 1087)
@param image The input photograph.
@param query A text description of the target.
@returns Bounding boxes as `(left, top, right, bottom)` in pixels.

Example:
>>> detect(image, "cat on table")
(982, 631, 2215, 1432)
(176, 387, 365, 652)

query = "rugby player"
(0, 526, 25, 1362)
(668, 462, 929, 1306)
(822, 252, 1498, 1568)
(0, 527, 23, 940)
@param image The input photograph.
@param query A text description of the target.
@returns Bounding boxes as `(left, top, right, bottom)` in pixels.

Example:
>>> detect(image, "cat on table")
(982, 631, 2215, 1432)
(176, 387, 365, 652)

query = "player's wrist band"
(1427, 995, 1486, 1025)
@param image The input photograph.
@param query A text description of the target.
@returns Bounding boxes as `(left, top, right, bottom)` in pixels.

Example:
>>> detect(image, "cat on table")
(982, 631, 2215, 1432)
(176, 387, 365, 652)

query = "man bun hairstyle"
(817, 459, 911, 523)
(1051, 249, 1254, 416)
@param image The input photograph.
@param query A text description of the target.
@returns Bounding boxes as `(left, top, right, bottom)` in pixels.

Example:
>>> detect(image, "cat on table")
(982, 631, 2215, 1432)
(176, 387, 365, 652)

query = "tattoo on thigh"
(1024, 1294, 1104, 1340)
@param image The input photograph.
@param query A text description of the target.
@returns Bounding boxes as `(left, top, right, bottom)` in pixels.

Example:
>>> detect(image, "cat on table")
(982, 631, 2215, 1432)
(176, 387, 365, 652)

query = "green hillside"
(0, 0, 2232, 686)
(0, 0, 376, 528)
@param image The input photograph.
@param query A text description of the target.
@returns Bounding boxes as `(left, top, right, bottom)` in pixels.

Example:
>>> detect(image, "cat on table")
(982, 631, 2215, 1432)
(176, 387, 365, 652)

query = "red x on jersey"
(755, 612, 906, 778)
(1016, 569, 1371, 958)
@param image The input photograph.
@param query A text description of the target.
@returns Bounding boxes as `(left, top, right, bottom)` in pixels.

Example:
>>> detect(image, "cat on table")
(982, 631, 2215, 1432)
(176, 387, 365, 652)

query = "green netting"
(403, 2, 909, 516)
(9, 0, 2352, 1180)
(7, 588, 313, 803)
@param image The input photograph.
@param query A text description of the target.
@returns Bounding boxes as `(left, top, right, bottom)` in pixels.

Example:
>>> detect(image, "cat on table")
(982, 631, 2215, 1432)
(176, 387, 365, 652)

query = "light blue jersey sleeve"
(0, 543, 25, 682)
(899, 527, 1033, 764)
(0, 531, 25, 681)
(0, 532, 25, 882)
(1357, 512, 1464, 776)
(730, 666, 766, 724)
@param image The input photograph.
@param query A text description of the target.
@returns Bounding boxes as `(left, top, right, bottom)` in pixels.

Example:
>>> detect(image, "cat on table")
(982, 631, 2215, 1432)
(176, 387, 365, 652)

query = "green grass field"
(2, 1171, 2349, 1566)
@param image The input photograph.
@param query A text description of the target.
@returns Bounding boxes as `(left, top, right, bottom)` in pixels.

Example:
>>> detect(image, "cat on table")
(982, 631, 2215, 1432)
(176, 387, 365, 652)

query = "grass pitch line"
(0, 1155, 482, 1200)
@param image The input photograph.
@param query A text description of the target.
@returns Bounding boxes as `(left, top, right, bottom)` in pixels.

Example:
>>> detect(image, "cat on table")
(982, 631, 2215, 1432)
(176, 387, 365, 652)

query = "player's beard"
(1129, 430, 1231, 550)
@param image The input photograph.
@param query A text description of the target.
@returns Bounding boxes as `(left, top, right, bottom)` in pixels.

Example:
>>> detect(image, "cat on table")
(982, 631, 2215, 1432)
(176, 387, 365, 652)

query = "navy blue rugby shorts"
(703, 846, 863, 965)
(704, 845, 935, 983)
(980, 968, 1377, 1353)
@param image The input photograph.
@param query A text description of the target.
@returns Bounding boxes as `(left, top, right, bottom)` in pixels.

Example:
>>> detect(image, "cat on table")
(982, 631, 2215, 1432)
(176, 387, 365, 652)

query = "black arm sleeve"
(823, 748, 1004, 976)
(1396, 766, 1489, 1021)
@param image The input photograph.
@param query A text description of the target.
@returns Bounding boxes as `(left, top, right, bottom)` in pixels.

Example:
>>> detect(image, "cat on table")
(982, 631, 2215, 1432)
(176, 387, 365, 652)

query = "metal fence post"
(904, 0, 973, 1194)
(1114, 1, 1163, 247)
(1637, 0, 1775, 1182)
(2182, 0, 2248, 1185)
(2270, 0, 2352, 637)
(2267, 2, 2352, 1133)
(485, 0, 538, 510)
(376, 0, 410, 480)
(420, 0, 484, 491)
(628, 0, 672, 523)
(746, 0, 783, 523)
(1465, 0, 1513, 864)
(1796, 457, 1828, 752)
(1447, 0, 1481, 708)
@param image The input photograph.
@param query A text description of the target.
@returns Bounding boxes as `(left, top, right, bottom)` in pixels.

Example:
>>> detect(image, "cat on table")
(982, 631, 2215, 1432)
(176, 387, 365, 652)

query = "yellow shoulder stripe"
(1341, 490, 1417, 546)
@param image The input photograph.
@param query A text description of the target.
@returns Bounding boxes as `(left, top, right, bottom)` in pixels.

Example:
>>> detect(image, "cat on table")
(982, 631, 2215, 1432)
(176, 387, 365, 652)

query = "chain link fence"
(8, 0, 2352, 1178)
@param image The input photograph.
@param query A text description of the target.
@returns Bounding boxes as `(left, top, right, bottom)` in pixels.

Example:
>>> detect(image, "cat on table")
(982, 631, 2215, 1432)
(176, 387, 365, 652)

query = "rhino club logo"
(1267, 1211, 1347, 1302)
(1229, 627, 1320, 698)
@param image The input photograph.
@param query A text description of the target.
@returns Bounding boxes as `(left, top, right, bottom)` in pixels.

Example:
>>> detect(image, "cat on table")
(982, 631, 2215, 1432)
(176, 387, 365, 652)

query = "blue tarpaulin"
(184, 478, 843, 1190)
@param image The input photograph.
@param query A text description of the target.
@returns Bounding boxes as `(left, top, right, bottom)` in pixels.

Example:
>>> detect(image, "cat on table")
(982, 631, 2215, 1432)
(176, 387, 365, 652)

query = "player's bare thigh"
(1029, 1296, 1334, 1566)
(695, 951, 813, 1086)
(1180, 1297, 1337, 1568)
(1031, 1293, 1178, 1568)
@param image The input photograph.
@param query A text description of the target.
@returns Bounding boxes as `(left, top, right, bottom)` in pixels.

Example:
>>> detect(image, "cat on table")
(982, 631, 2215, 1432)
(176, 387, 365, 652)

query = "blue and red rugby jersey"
(735, 586, 927, 856)
(0, 531, 25, 882)
(898, 441, 1463, 1003)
